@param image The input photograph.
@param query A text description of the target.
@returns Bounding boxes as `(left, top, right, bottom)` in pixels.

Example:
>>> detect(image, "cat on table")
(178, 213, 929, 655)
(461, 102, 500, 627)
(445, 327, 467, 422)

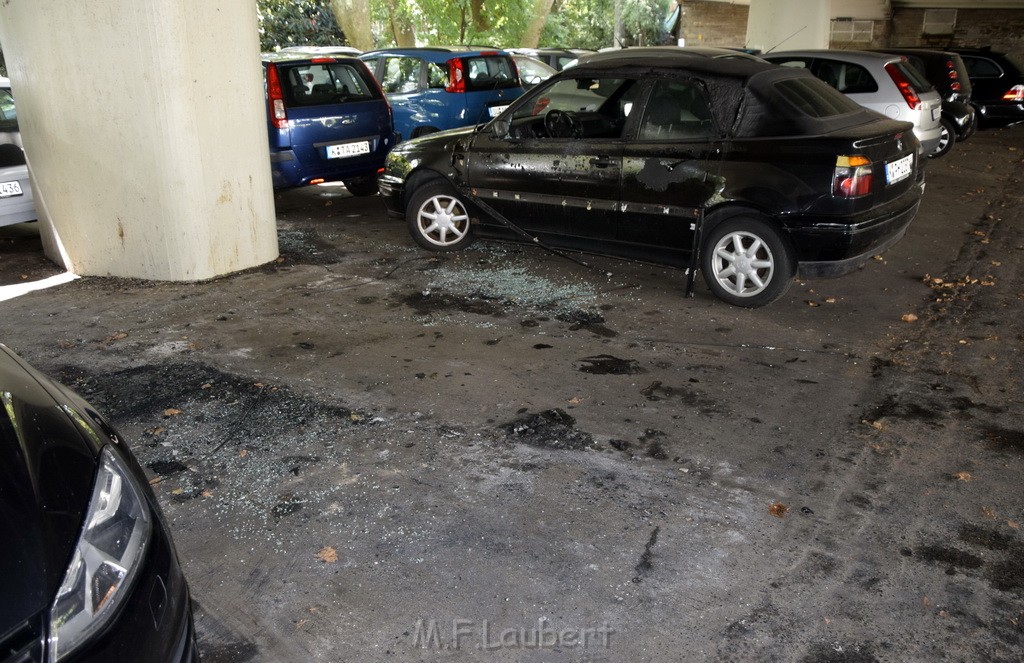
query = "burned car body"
(379, 48, 924, 307)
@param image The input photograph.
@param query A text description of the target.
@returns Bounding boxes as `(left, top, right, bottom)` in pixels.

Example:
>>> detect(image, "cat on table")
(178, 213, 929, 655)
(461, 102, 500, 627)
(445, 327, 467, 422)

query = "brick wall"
(889, 8, 1024, 58)
(680, 0, 750, 48)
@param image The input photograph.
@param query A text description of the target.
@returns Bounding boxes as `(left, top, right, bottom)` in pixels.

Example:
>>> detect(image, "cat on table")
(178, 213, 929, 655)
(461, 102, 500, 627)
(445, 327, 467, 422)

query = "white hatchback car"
(763, 50, 943, 156)
(0, 78, 36, 228)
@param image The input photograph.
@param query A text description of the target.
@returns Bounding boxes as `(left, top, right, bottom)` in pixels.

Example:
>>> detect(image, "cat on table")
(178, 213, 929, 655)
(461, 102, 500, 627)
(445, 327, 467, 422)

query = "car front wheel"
(406, 182, 475, 252)
(701, 217, 794, 307)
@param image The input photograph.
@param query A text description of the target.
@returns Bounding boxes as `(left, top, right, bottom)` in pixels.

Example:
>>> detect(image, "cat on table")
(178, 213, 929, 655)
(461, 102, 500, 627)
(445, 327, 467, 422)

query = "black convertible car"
(0, 345, 198, 662)
(378, 48, 925, 307)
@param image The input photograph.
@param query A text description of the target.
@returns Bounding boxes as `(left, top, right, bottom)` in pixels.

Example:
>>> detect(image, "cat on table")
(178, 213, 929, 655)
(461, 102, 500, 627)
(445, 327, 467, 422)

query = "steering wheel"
(544, 109, 580, 139)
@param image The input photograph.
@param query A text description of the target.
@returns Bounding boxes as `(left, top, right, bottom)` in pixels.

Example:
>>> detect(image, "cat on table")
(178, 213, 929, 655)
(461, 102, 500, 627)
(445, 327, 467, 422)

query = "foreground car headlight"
(48, 446, 151, 662)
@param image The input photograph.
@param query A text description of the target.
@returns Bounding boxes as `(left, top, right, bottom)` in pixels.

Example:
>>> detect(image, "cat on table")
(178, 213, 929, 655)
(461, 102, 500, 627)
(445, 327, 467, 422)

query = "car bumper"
(378, 173, 406, 218)
(913, 124, 942, 155)
(786, 184, 922, 278)
(270, 148, 389, 189)
(977, 101, 1024, 122)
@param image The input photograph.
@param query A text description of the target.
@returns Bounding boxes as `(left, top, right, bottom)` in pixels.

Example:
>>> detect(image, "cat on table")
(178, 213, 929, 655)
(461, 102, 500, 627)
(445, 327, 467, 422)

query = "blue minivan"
(360, 47, 525, 141)
(263, 54, 396, 195)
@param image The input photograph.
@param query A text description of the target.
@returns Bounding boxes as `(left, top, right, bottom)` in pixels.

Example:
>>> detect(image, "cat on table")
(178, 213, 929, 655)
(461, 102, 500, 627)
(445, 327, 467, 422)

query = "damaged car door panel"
(378, 48, 925, 307)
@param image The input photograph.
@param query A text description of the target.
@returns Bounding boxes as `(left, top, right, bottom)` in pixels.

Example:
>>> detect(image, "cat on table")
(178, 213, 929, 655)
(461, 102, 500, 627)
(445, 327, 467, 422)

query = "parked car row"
(262, 43, 1017, 308)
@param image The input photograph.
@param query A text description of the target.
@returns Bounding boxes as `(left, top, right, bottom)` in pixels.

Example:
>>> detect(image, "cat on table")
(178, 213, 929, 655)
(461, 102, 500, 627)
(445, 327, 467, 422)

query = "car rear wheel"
(702, 216, 794, 308)
(344, 177, 379, 197)
(929, 118, 955, 159)
(406, 182, 475, 252)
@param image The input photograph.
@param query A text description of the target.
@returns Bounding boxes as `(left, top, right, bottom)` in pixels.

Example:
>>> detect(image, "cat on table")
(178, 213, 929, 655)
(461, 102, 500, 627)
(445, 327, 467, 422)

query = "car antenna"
(763, 25, 807, 54)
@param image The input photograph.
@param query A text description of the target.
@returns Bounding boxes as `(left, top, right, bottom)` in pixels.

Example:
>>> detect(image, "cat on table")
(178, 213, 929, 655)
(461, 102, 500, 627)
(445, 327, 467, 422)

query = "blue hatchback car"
(263, 54, 396, 195)
(360, 47, 525, 141)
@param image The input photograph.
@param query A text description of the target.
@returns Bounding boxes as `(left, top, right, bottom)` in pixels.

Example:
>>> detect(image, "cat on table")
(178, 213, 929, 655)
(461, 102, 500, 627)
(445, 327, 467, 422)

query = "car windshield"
(280, 62, 377, 106)
(464, 56, 519, 91)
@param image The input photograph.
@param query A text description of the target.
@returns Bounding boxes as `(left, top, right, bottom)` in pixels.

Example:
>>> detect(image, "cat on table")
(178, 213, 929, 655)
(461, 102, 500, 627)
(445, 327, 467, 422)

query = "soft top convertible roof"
(567, 48, 888, 138)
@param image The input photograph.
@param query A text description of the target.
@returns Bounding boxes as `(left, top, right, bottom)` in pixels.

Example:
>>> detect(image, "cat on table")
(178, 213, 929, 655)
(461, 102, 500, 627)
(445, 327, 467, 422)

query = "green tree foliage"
(257, 0, 665, 51)
(541, 0, 665, 49)
(258, 0, 346, 51)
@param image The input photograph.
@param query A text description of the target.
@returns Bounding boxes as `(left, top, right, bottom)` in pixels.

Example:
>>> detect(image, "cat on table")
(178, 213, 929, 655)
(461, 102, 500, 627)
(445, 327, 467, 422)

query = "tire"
(929, 117, 955, 159)
(701, 216, 794, 308)
(406, 182, 475, 252)
(343, 177, 379, 197)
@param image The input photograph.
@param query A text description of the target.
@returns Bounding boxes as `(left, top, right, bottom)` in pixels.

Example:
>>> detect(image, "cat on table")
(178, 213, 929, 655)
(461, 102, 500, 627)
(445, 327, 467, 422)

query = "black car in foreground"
(0, 345, 198, 662)
(379, 48, 924, 307)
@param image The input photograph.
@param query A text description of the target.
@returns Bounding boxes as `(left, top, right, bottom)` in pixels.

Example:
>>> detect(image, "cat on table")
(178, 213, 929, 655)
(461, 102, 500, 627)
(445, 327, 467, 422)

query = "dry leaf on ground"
(316, 546, 338, 564)
(952, 471, 974, 482)
(768, 502, 789, 518)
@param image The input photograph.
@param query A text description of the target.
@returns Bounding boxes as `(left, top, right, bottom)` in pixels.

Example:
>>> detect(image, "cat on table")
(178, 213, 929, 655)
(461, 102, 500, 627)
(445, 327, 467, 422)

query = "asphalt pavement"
(1, 124, 1022, 662)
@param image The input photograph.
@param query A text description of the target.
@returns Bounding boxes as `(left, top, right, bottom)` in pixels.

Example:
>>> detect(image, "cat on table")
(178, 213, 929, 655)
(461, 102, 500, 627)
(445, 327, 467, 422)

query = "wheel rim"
(710, 231, 775, 298)
(416, 194, 469, 247)
(937, 124, 950, 152)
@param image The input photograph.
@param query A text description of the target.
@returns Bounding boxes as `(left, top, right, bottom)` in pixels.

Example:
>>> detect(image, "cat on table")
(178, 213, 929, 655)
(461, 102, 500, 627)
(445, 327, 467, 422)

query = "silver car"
(0, 78, 36, 228)
(763, 50, 943, 156)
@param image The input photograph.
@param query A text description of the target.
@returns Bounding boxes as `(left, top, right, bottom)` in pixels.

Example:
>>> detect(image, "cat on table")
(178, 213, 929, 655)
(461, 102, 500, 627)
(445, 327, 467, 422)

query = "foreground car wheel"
(407, 182, 475, 251)
(344, 177, 379, 196)
(929, 118, 955, 159)
(702, 217, 794, 307)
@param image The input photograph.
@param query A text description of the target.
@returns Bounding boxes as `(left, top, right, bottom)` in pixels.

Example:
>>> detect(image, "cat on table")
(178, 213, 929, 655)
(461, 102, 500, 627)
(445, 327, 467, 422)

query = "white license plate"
(886, 154, 913, 185)
(0, 180, 23, 198)
(488, 105, 509, 118)
(326, 141, 370, 159)
(931, 108, 940, 121)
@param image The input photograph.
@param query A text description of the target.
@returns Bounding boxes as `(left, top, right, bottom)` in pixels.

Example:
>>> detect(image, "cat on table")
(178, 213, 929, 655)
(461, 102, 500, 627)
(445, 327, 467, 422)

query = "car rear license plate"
(0, 180, 23, 198)
(488, 105, 509, 118)
(885, 154, 913, 185)
(326, 141, 370, 159)
(932, 108, 940, 121)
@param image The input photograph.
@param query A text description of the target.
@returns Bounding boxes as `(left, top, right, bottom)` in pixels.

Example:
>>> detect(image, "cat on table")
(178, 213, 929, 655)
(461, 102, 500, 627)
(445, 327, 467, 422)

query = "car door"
(619, 77, 722, 265)
(464, 75, 639, 244)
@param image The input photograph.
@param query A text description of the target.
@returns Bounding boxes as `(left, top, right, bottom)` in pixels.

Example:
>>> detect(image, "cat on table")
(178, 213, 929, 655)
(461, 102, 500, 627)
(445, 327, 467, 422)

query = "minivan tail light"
(446, 58, 466, 93)
(1003, 85, 1024, 101)
(266, 63, 288, 129)
(833, 155, 873, 198)
(884, 62, 921, 110)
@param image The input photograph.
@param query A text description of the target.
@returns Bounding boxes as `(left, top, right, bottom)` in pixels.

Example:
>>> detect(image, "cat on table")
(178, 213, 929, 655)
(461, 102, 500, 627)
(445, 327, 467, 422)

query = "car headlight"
(47, 446, 151, 662)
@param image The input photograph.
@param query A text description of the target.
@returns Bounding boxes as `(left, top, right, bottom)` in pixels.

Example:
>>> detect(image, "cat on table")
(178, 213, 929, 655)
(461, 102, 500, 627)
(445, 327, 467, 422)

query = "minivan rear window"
(773, 77, 863, 117)
(280, 62, 379, 107)
(464, 56, 520, 91)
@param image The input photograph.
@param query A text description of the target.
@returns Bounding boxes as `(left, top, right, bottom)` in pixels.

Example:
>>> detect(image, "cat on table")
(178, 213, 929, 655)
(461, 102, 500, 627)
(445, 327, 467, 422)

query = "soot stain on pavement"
(276, 228, 346, 265)
(632, 526, 661, 583)
(501, 409, 594, 450)
(982, 426, 1024, 455)
(640, 380, 724, 414)
(398, 291, 508, 318)
(556, 310, 617, 337)
(575, 355, 644, 375)
(800, 642, 879, 663)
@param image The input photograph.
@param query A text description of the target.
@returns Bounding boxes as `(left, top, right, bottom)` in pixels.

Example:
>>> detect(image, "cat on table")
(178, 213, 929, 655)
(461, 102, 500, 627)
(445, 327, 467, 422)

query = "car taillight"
(885, 62, 921, 110)
(266, 63, 288, 129)
(833, 156, 873, 198)
(446, 58, 466, 93)
(1003, 85, 1024, 101)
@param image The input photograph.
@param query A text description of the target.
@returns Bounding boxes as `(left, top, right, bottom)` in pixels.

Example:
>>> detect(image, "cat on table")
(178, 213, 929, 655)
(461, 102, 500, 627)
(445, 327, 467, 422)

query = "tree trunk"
(382, 0, 416, 46)
(329, 0, 374, 51)
(613, 0, 623, 47)
(520, 0, 556, 48)
(470, 0, 490, 32)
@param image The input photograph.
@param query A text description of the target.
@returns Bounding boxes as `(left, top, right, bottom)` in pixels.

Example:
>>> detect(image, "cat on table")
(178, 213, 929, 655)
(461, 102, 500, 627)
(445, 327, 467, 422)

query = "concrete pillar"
(0, 0, 278, 280)
(747, 0, 831, 53)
